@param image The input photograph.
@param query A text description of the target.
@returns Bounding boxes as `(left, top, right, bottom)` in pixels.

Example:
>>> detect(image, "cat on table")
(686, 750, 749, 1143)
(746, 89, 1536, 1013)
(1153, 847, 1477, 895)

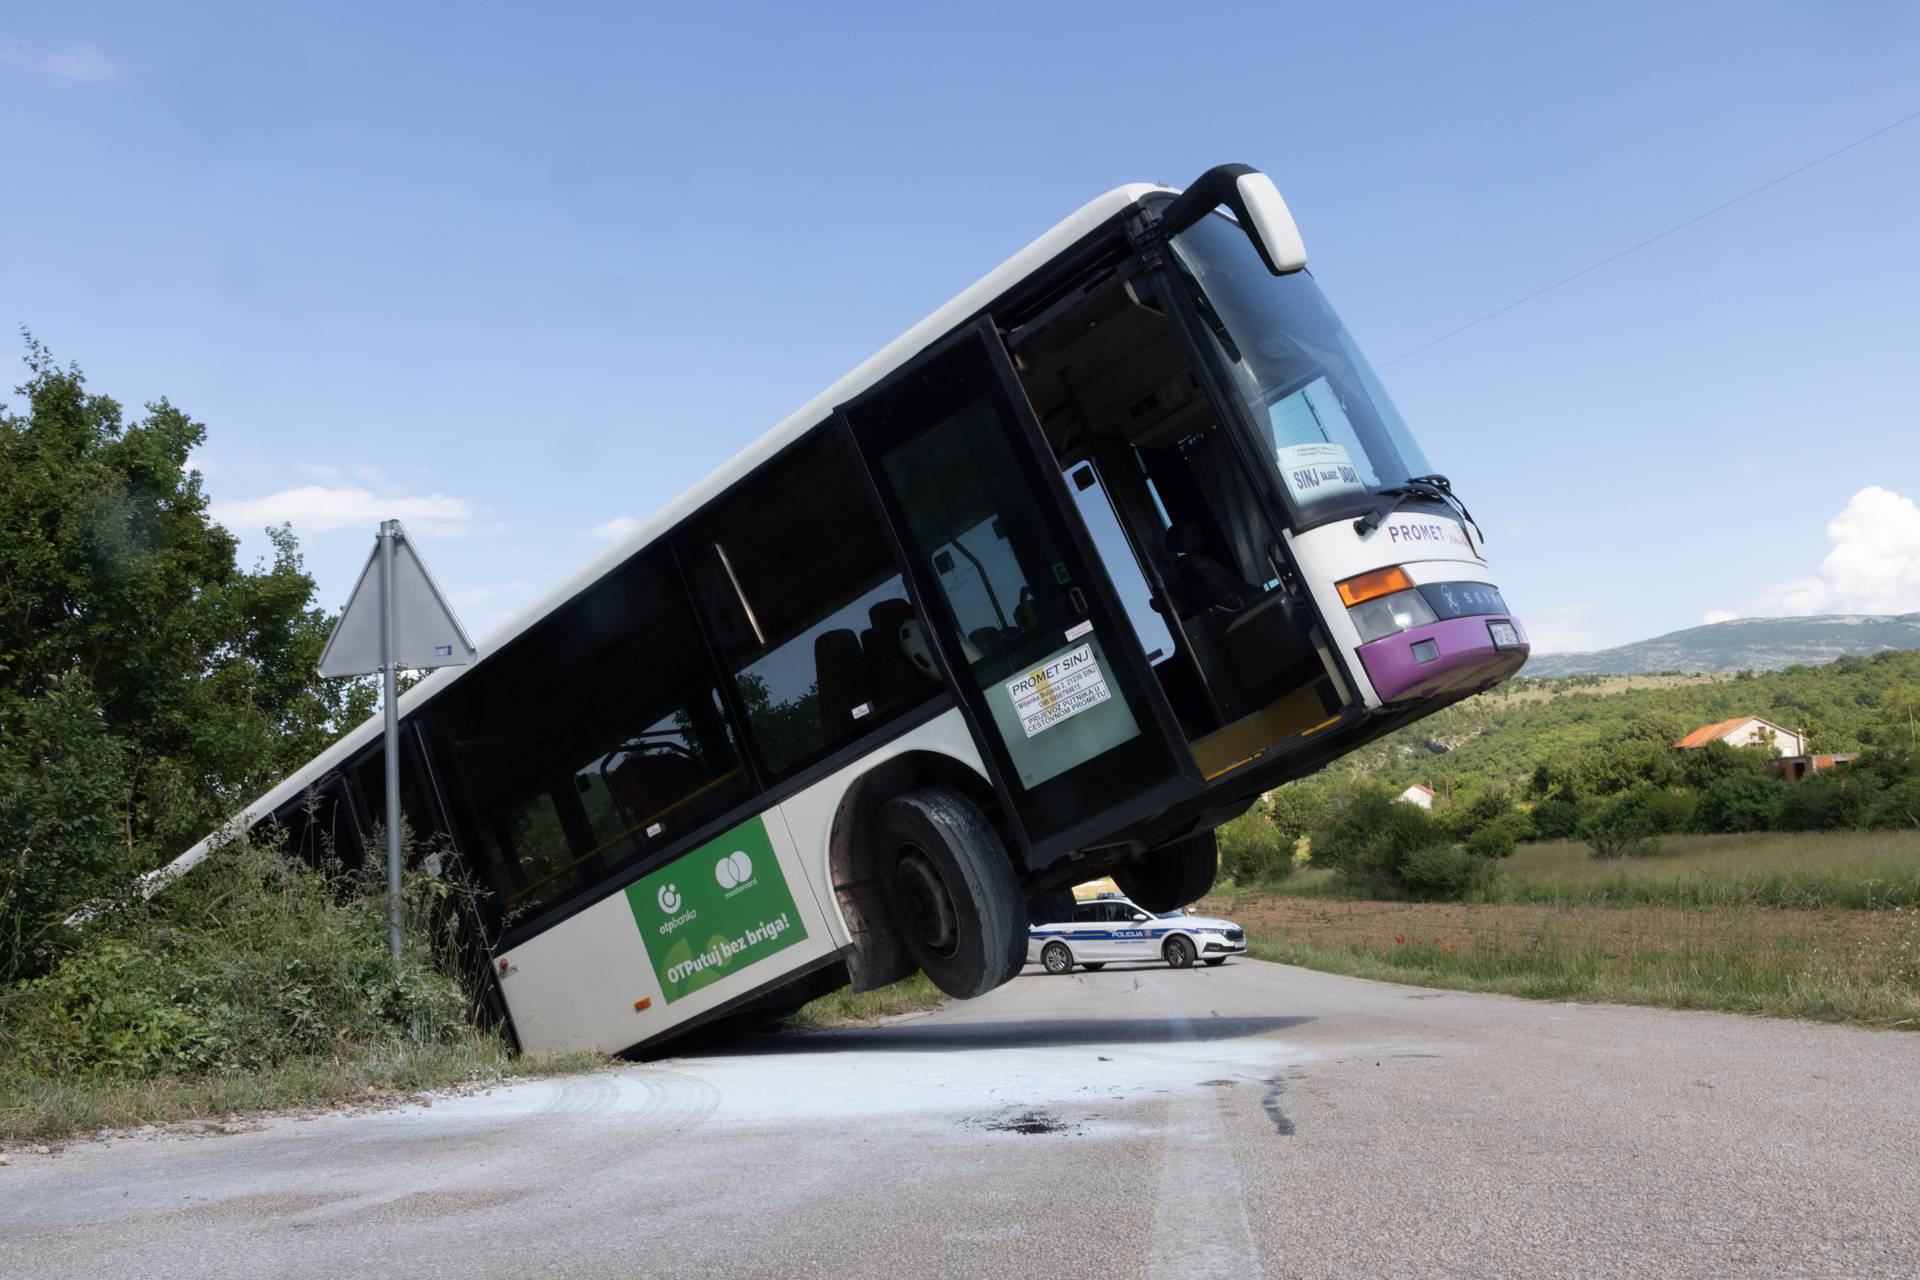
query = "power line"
(1377, 106, 1920, 369)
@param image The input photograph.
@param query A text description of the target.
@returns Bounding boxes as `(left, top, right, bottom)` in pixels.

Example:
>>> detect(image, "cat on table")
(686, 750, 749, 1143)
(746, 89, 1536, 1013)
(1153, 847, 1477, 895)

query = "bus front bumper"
(1357, 615, 1529, 704)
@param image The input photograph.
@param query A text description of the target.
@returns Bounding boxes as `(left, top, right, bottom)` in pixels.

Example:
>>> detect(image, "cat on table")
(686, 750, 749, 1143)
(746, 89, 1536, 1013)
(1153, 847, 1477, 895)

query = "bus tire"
(878, 787, 1024, 1000)
(1164, 935, 1197, 969)
(1115, 830, 1218, 913)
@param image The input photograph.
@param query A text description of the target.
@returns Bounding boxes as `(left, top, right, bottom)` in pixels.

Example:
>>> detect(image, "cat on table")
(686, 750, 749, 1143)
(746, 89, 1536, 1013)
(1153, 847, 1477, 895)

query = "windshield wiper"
(1352, 473, 1484, 544)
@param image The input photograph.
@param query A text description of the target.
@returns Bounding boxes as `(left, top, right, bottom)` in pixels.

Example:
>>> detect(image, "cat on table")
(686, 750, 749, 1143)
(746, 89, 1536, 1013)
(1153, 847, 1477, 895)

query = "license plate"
(1487, 620, 1521, 650)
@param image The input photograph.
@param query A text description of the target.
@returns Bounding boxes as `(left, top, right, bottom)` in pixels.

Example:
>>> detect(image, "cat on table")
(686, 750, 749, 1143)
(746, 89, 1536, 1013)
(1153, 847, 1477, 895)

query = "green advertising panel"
(626, 814, 807, 1004)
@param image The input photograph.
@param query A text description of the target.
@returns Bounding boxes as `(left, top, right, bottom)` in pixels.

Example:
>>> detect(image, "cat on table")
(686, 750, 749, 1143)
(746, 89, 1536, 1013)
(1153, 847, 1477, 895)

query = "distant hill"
(1523, 614, 1920, 678)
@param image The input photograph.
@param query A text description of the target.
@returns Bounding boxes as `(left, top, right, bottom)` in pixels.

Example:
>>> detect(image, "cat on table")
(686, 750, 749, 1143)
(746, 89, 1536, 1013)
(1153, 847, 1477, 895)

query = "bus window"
(252, 775, 362, 873)
(433, 549, 752, 923)
(679, 429, 937, 779)
(348, 730, 445, 864)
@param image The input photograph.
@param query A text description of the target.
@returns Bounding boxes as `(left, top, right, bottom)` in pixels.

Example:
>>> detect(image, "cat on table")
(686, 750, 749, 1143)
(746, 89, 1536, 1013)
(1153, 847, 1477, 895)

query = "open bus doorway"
(1013, 271, 1344, 782)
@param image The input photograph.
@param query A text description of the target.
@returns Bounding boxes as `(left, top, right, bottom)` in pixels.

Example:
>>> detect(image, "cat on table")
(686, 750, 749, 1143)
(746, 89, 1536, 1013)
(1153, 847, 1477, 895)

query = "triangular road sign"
(317, 522, 478, 678)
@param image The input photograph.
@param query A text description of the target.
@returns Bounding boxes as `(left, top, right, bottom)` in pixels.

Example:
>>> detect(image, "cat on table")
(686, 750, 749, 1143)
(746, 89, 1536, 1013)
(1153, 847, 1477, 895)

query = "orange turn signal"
(1337, 566, 1414, 607)
(634, 998, 652, 1012)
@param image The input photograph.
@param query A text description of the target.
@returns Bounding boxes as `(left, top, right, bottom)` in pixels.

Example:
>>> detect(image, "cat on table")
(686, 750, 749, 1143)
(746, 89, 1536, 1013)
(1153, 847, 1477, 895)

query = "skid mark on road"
(1140, 974, 1263, 1280)
(1260, 1080, 1296, 1136)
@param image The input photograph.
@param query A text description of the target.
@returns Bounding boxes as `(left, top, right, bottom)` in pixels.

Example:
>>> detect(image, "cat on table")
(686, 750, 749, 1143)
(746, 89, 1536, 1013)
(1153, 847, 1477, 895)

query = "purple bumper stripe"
(1358, 615, 1529, 703)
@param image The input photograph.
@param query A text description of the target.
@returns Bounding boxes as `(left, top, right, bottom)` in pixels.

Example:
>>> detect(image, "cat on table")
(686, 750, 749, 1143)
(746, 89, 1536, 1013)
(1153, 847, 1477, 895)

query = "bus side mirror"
(1159, 163, 1309, 276)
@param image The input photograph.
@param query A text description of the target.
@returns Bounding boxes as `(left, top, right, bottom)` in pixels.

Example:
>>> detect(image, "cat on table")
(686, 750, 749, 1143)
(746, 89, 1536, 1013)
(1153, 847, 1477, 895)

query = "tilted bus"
(158, 164, 1529, 1054)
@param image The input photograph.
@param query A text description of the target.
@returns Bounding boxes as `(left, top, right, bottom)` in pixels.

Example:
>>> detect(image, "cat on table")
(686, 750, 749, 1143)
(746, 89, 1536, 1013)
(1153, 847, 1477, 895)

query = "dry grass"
(1208, 893, 1920, 1027)
(784, 972, 945, 1028)
(1497, 829, 1920, 909)
(0, 1034, 607, 1146)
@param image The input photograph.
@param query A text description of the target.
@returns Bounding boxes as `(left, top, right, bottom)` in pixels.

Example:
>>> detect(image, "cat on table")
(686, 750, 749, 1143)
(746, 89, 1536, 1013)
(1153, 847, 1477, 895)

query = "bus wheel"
(1164, 935, 1197, 969)
(1115, 830, 1218, 912)
(878, 787, 1024, 1000)
(1041, 942, 1074, 975)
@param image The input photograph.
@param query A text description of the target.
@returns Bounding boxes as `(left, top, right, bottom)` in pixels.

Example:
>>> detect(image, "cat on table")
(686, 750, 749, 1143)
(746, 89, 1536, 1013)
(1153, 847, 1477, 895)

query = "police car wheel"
(1163, 935, 1197, 969)
(1041, 942, 1074, 975)
(878, 787, 1024, 999)
(1204, 957, 1226, 966)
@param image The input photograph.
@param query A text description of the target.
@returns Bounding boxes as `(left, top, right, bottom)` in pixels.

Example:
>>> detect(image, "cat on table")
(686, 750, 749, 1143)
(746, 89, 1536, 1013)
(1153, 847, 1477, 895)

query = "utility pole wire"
(1378, 106, 1920, 369)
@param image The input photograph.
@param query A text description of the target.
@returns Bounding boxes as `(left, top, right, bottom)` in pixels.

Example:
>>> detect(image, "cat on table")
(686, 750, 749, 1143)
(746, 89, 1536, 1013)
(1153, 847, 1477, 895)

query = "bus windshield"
(1167, 213, 1433, 524)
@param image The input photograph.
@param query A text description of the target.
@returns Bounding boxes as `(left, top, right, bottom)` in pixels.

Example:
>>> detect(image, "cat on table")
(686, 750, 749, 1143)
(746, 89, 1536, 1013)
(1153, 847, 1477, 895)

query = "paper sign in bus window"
(1275, 441, 1367, 503)
(1005, 643, 1112, 738)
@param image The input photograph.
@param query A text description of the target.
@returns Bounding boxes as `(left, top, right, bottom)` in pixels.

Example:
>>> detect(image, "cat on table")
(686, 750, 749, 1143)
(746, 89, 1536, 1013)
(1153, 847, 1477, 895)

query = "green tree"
(0, 338, 369, 978)
(1579, 787, 1662, 859)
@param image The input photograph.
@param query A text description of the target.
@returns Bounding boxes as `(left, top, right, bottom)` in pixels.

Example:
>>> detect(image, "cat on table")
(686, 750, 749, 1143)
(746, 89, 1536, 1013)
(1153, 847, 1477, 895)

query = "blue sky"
(5, 1, 1918, 653)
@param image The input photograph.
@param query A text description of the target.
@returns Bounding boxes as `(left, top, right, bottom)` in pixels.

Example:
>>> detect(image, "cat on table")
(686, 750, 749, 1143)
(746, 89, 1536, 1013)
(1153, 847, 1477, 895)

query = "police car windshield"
(1154, 909, 1190, 919)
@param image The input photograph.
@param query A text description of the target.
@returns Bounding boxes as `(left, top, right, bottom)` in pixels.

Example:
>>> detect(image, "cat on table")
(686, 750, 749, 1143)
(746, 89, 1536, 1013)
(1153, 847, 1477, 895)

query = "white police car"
(1027, 895, 1246, 974)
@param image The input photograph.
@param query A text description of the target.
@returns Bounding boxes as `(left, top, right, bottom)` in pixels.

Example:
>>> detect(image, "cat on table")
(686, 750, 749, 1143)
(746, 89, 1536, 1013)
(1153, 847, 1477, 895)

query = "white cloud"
(1702, 609, 1739, 625)
(209, 485, 474, 537)
(1756, 486, 1920, 617)
(592, 515, 643, 542)
(3, 44, 118, 83)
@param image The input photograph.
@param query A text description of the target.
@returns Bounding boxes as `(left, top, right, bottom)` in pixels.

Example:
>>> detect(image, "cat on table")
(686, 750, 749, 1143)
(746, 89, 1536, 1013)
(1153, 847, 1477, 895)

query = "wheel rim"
(894, 846, 959, 960)
(1168, 938, 1193, 967)
(1044, 945, 1070, 973)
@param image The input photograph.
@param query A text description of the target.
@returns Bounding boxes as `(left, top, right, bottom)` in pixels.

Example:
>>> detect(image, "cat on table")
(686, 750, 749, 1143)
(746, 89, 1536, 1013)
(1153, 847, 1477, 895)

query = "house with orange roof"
(1673, 716, 1805, 757)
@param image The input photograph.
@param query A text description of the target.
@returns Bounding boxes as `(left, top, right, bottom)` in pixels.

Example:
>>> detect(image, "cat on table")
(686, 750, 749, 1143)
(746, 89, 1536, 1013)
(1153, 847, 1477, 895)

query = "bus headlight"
(1347, 588, 1438, 643)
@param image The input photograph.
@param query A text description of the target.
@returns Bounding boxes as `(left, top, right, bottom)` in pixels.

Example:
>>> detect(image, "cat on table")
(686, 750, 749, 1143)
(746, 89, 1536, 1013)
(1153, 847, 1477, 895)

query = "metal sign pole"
(380, 520, 403, 966)
(316, 516, 475, 972)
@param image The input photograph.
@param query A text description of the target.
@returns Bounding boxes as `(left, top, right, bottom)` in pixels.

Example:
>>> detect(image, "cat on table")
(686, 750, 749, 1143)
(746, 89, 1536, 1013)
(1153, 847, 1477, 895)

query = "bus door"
(841, 319, 1202, 867)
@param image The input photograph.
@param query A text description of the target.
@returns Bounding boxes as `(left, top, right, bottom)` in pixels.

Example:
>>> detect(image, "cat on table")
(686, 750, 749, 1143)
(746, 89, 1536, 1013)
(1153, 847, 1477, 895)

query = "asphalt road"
(7, 959, 1918, 1279)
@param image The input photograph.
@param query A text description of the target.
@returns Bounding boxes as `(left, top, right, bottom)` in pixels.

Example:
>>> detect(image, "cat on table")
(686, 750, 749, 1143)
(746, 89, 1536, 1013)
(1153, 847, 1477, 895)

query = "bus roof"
(152, 181, 1169, 885)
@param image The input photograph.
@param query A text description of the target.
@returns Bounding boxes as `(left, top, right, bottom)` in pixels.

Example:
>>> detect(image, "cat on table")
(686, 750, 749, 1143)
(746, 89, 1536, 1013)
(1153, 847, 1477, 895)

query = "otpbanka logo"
(716, 850, 755, 896)
(656, 881, 696, 937)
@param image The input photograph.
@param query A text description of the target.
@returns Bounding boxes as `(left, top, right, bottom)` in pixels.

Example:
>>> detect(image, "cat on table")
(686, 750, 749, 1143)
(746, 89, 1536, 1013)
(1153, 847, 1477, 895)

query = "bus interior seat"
(863, 598, 928, 706)
(1164, 522, 1255, 614)
(815, 628, 872, 739)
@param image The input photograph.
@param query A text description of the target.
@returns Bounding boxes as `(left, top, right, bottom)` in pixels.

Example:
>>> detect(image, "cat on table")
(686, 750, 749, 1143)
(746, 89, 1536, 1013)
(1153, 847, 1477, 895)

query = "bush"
(0, 673, 142, 981)
(1697, 773, 1784, 834)
(1465, 812, 1526, 859)
(1867, 777, 1920, 829)
(1309, 788, 1492, 900)
(1643, 787, 1700, 835)
(1580, 788, 1662, 860)
(2, 836, 473, 1080)
(1399, 843, 1496, 899)
(1440, 789, 1517, 843)
(1774, 772, 1864, 832)
(1216, 808, 1296, 884)
(1527, 790, 1584, 841)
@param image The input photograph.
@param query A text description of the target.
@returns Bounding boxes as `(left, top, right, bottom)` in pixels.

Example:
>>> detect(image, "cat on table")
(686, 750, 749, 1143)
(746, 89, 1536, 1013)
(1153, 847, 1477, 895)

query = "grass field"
(1260, 828, 1920, 910)
(1210, 828, 1920, 1028)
